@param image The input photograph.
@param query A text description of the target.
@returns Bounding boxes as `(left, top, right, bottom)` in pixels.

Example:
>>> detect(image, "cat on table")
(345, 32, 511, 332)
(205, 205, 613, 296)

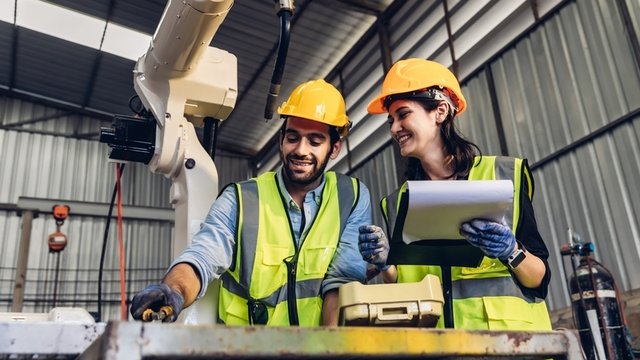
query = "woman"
(359, 58, 552, 330)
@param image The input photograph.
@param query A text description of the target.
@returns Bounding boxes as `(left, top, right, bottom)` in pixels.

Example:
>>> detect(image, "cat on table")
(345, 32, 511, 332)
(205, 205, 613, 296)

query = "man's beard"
(281, 151, 331, 186)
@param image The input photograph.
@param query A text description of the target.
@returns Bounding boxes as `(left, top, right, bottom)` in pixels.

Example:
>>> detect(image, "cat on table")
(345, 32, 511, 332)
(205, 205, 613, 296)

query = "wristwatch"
(506, 246, 526, 269)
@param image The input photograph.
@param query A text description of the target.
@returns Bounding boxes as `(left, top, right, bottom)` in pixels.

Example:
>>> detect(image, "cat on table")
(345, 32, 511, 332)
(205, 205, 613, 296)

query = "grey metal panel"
(0, 128, 172, 207)
(385, 0, 551, 80)
(16, 28, 95, 106)
(534, 116, 640, 310)
(482, 0, 640, 310)
(0, 21, 11, 86)
(457, 73, 502, 156)
(218, 0, 379, 156)
(0, 210, 21, 309)
(214, 153, 254, 188)
(46, 0, 111, 23)
(0, 210, 174, 320)
(628, 0, 640, 40)
(349, 144, 399, 229)
(110, 0, 167, 34)
(46, 0, 165, 34)
(327, 0, 545, 173)
(1, 97, 112, 137)
(86, 53, 136, 116)
(387, 0, 444, 61)
(328, 29, 383, 111)
(492, 0, 640, 161)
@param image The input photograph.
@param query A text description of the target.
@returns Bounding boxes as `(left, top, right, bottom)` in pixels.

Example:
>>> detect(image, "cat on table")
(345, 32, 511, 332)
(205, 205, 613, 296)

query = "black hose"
(97, 162, 125, 321)
(264, 9, 292, 120)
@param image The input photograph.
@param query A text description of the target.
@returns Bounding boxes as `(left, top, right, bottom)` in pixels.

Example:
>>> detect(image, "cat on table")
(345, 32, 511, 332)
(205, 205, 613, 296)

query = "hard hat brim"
(366, 96, 386, 115)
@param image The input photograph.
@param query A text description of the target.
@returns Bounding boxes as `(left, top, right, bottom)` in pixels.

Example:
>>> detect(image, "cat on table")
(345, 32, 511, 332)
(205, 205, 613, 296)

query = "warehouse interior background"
(0, 0, 639, 341)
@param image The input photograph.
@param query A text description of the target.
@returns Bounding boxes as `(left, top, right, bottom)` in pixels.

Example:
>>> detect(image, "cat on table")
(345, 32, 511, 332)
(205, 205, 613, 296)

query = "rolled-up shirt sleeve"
(170, 185, 238, 299)
(321, 181, 372, 296)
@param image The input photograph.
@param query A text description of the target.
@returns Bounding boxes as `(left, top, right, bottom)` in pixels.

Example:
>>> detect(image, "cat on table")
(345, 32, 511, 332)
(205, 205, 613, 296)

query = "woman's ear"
(435, 102, 450, 124)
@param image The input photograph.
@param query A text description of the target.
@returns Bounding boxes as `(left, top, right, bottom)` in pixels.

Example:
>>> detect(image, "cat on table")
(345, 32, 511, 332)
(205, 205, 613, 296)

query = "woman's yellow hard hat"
(367, 58, 466, 115)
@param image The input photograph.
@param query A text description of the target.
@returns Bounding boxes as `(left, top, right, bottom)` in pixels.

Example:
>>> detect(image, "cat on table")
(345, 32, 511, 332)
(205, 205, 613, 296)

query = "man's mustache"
(286, 155, 316, 164)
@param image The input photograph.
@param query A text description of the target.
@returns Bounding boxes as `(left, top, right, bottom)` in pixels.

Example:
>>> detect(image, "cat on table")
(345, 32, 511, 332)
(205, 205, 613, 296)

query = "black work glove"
(130, 283, 184, 322)
(358, 225, 390, 271)
(460, 219, 517, 261)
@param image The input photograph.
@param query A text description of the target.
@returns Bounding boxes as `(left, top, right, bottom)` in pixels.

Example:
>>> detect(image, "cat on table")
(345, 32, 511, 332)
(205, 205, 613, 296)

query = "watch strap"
(506, 247, 526, 269)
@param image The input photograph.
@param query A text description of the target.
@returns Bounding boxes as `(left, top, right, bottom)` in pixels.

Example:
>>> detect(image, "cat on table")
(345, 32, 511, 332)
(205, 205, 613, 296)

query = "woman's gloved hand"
(358, 225, 390, 271)
(460, 219, 516, 261)
(130, 283, 184, 322)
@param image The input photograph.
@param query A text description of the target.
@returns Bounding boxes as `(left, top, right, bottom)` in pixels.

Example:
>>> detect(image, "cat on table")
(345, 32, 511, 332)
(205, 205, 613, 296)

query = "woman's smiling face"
(387, 99, 442, 159)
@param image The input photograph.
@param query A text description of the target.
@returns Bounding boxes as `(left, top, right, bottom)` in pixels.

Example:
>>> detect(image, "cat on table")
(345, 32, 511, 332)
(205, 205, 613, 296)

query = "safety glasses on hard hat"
(383, 88, 458, 114)
(247, 299, 268, 325)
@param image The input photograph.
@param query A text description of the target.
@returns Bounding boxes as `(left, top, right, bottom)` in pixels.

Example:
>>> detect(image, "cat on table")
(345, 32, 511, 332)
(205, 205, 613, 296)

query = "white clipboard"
(401, 180, 514, 243)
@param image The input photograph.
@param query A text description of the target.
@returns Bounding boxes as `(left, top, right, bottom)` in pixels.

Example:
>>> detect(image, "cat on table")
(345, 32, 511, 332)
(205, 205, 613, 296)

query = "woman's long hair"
(405, 100, 481, 181)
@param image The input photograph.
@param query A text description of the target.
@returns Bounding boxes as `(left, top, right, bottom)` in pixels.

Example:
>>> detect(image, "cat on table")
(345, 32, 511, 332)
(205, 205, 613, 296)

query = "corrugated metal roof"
(15, 28, 97, 108)
(217, 0, 382, 155)
(0, 0, 390, 156)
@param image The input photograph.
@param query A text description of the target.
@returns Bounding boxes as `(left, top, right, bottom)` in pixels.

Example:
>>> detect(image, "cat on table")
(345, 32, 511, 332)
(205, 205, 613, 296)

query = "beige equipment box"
(338, 274, 444, 327)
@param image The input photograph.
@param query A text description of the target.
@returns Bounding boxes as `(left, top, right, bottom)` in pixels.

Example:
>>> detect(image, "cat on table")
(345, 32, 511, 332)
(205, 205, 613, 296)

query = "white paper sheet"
(401, 180, 513, 243)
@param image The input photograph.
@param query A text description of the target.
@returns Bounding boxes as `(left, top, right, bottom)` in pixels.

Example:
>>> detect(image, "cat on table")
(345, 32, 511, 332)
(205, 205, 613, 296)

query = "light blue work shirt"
(172, 168, 371, 298)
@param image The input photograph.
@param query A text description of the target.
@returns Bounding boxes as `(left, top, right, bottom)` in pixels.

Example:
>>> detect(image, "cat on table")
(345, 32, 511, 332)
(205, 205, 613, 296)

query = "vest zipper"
(284, 256, 299, 325)
(275, 174, 324, 326)
(285, 206, 306, 326)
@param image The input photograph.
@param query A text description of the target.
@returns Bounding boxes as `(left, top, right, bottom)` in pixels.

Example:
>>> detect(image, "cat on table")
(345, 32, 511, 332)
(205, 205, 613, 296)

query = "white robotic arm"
(132, 0, 237, 324)
(135, 0, 237, 175)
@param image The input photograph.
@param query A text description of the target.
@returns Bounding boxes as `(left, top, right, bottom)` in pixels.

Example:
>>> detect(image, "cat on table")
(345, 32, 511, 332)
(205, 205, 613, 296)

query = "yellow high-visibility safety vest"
(382, 156, 552, 330)
(218, 171, 359, 326)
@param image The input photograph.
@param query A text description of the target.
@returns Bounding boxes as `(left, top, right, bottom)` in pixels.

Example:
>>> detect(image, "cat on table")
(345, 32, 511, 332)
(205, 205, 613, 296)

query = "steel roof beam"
(2, 111, 75, 128)
(333, 0, 387, 15)
(82, 0, 117, 108)
(9, 0, 18, 89)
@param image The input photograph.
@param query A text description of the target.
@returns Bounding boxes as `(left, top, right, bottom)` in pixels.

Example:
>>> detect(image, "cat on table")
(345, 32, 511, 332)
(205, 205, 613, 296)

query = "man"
(130, 79, 371, 326)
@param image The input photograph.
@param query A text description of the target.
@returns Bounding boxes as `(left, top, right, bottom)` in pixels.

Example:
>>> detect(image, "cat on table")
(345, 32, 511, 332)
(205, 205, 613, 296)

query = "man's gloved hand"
(358, 225, 390, 271)
(130, 283, 184, 322)
(460, 219, 516, 261)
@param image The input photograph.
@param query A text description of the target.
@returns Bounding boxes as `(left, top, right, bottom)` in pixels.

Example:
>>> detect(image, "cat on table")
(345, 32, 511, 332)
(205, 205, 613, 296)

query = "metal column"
(12, 210, 34, 312)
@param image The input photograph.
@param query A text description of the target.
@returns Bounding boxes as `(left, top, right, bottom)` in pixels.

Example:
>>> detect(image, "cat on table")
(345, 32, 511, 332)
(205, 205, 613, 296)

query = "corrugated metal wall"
(461, 0, 640, 310)
(0, 210, 174, 320)
(349, 144, 400, 229)
(331, 0, 640, 312)
(0, 96, 253, 320)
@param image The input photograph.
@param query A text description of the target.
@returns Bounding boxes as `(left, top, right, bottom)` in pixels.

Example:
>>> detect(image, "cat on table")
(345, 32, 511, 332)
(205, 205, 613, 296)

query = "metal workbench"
(80, 321, 585, 359)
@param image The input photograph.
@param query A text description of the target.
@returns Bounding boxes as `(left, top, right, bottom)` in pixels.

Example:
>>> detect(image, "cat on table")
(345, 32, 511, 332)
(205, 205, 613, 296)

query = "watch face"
(508, 249, 526, 269)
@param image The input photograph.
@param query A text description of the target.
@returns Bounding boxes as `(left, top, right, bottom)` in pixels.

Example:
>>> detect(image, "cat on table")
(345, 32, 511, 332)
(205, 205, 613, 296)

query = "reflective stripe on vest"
(220, 272, 322, 307)
(452, 275, 540, 303)
(219, 171, 358, 326)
